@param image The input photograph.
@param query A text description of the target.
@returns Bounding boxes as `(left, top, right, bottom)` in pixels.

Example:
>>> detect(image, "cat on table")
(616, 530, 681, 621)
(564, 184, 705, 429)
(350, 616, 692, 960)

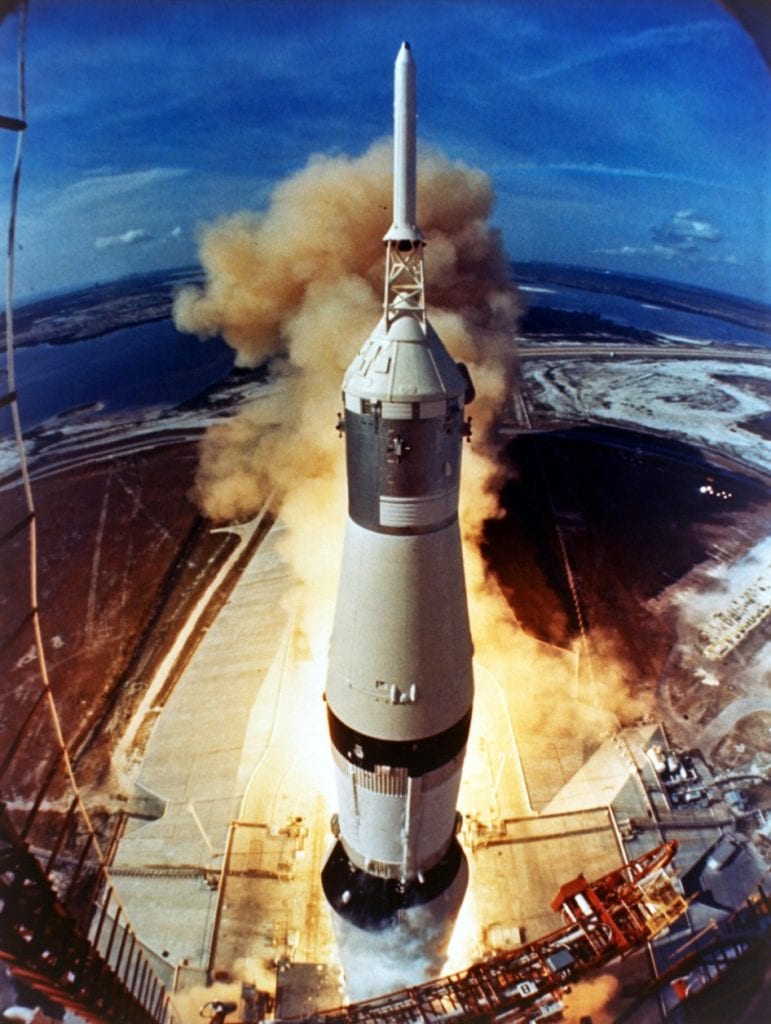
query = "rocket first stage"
(322, 43, 475, 940)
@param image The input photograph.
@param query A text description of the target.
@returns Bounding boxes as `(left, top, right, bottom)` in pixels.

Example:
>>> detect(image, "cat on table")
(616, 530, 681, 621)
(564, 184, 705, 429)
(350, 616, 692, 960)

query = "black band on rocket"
(327, 706, 471, 776)
(321, 836, 466, 931)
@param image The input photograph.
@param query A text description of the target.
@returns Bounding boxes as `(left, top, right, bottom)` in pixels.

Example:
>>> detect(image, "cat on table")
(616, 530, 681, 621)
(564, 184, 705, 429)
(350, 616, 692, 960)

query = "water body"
(1, 319, 234, 435)
(518, 284, 771, 348)
(3, 267, 768, 438)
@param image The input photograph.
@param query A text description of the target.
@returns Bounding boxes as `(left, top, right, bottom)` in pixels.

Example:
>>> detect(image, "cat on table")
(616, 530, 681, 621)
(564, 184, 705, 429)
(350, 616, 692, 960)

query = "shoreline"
(5, 262, 770, 352)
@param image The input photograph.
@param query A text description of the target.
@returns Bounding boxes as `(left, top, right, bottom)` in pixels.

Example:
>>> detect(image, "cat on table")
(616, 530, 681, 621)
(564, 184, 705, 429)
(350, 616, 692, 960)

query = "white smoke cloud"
(335, 912, 453, 1002)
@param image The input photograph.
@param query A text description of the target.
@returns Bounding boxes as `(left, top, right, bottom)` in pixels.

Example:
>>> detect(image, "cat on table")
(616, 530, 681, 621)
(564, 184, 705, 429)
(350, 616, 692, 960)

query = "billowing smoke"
(563, 973, 622, 1023)
(334, 907, 456, 1002)
(173, 133, 652, 1009)
(174, 138, 651, 731)
(173, 140, 516, 511)
(173, 140, 519, 664)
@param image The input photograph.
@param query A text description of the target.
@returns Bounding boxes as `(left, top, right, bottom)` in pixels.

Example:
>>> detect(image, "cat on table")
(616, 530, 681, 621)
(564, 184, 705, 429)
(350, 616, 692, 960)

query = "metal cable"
(2, 5, 173, 1019)
(3, 0, 107, 863)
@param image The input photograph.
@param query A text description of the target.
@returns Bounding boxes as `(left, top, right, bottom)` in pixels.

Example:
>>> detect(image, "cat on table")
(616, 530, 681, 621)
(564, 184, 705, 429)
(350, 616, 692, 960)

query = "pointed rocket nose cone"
(397, 40, 413, 60)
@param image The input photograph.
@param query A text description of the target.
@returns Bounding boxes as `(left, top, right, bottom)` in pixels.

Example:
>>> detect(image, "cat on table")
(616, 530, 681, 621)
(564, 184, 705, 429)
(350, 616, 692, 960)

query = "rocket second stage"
(322, 43, 474, 936)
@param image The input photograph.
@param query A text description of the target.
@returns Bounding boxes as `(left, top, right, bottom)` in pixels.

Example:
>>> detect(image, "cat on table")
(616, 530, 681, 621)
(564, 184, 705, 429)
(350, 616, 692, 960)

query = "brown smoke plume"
(173, 142, 519, 657)
(170, 143, 654, 1017)
(174, 141, 646, 736)
(173, 142, 517, 516)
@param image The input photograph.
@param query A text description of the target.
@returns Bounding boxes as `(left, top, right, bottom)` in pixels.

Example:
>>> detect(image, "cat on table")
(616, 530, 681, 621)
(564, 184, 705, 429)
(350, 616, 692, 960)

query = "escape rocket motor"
(322, 42, 475, 931)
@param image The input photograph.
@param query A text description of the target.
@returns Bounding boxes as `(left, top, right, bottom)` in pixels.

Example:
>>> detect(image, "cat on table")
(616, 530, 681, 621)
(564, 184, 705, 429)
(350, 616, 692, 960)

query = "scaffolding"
(277, 842, 687, 1024)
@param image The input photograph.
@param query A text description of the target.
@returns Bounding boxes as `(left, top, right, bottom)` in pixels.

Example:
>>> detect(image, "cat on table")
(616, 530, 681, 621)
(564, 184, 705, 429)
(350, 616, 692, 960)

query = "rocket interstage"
(322, 41, 475, 952)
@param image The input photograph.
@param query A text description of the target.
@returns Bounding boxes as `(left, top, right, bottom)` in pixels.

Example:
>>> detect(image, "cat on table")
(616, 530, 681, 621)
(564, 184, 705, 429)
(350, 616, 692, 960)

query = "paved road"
(696, 695, 771, 757)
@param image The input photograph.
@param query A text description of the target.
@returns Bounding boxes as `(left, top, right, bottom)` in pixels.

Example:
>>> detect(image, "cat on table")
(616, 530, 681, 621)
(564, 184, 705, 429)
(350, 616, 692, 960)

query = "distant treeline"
(517, 305, 658, 343)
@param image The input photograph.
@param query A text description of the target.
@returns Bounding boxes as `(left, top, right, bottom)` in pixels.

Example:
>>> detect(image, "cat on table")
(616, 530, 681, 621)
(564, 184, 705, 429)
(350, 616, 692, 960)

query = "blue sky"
(1, 0, 769, 301)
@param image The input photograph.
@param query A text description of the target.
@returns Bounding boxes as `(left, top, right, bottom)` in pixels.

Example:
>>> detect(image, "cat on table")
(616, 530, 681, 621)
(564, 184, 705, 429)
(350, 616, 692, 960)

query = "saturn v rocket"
(321, 43, 474, 941)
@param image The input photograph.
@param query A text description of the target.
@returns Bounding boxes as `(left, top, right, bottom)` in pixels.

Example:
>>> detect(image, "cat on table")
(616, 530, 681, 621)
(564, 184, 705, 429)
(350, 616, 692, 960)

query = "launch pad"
(105, 504, 762, 1020)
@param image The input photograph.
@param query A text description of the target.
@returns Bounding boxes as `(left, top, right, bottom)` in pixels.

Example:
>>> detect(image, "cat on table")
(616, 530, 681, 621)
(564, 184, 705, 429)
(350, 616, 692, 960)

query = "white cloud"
(593, 245, 649, 256)
(493, 161, 730, 191)
(594, 237, 740, 268)
(592, 211, 732, 265)
(49, 167, 189, 214)
(94, 228, 152, 249)
(652, 210, 722, 252)
(517, 19, 721, 84)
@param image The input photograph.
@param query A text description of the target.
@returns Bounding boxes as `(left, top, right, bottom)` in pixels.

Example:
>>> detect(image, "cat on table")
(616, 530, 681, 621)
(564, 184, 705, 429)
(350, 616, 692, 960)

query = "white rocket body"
(384, 42, 422, 245)
(322, 43, 474, 937)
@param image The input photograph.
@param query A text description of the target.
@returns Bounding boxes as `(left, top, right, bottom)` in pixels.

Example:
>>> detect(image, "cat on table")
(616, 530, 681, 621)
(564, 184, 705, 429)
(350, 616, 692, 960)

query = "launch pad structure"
(99, 491, 767, 1021)
(2, 490, 768, 1022)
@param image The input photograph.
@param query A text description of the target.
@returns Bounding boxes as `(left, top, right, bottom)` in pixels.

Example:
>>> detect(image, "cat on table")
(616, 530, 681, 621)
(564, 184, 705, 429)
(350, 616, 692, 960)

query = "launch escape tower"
(322, 44, 475, 939)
